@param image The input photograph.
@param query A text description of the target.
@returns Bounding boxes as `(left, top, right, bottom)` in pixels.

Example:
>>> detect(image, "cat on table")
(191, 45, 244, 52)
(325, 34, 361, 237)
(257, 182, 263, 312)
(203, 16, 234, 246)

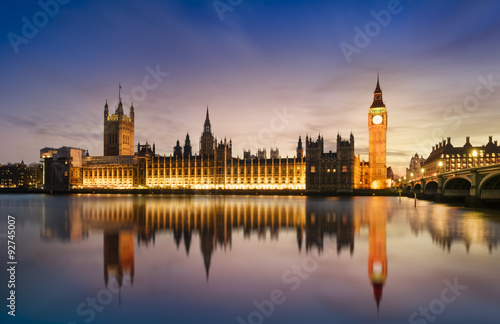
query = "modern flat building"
(40, 146, 85, 190)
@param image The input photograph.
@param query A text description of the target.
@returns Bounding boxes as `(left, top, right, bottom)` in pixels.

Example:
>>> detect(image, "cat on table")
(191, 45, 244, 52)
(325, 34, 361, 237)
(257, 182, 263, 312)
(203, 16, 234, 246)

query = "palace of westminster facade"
(41, 78, 390, 192)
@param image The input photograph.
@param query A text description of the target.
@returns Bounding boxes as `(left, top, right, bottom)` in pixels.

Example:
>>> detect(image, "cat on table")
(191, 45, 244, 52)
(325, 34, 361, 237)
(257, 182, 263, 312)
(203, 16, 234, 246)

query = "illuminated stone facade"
(366, 76, 388, 189)
(44, 108, 309, 190)
(104, 88, 135, 156)
(422, 136, 500, 177)
(406, 153, 425, 180)
(42, 91, 367, 192)
(80, 144, 307, 190)
(88, 105, 306, 190)
(305, 133, 360, 193)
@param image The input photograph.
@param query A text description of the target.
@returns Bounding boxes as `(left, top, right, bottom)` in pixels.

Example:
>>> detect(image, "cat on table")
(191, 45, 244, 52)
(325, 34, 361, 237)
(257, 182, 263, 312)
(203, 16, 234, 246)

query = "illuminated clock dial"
(372, 115, 383, 125)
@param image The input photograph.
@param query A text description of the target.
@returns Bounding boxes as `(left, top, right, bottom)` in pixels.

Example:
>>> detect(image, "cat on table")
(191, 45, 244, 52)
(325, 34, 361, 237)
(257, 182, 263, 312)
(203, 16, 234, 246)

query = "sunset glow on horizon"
(2, 1, 500, 175)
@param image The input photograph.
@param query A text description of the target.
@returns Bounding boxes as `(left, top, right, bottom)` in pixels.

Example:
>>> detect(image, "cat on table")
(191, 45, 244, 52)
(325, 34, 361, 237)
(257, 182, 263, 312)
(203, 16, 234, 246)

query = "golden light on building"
(367, 75, 389, 190)
(420, 136, 500, 177)
(41, 80, 398, 192)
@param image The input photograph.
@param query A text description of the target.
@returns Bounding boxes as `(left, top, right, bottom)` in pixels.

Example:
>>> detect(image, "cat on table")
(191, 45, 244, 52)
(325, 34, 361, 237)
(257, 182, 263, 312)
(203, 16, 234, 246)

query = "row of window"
(445, 158, 499, 163)
(310, 166, 347, 173)
(145, 178, 304, 185)
(84, 179, 133, 183)
(147, 165, 302, 172)
(84, 169, 134, 177)
(107, 133, 131, 145)
(84, 168, 304, 177)
(441, 152, 497, 158)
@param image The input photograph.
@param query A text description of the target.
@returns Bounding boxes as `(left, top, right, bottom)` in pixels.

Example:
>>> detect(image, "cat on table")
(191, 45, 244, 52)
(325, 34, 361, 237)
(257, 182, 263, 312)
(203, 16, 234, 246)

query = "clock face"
(372, 115, 383, 125)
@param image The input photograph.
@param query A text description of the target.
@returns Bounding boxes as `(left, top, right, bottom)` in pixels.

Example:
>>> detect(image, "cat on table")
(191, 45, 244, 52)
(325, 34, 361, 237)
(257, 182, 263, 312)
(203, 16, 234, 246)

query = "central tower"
(368, 75, 387, 189)
(199, 107, 215, 156)
(104, 85, 135, 156)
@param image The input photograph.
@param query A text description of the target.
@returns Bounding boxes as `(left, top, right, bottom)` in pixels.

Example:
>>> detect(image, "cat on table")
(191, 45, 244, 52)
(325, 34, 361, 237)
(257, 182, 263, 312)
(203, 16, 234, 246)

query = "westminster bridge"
(398, 164, 500, 202)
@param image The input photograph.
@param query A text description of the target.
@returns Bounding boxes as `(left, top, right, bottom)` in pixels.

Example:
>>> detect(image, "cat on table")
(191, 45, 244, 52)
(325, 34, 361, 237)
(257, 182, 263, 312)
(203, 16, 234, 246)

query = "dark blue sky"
(2, 0, 500, 174)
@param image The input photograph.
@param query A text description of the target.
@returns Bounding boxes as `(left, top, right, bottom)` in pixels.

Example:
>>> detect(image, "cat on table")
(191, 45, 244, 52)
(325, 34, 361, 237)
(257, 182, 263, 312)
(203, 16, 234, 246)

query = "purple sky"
(1, 0, 500, 175)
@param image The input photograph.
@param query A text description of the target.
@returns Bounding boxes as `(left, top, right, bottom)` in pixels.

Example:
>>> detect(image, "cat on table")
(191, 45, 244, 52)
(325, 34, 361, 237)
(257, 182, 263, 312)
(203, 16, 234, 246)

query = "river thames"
(0, 194, 499, 324)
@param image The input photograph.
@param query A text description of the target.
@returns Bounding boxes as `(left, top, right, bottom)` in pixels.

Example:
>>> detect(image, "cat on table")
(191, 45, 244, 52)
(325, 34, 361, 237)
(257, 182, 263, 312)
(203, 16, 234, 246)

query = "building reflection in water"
(303, 198, 355, 255)
(40, 198, 89, 242)
(104, 230, 135, 294)
(407, 206, 498, 253)
(367, 200, 387, 314)
(39, 196, 498, 312)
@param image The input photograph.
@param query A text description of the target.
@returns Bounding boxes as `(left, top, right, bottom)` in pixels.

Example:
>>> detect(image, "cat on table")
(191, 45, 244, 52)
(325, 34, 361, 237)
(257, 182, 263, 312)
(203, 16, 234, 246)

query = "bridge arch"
(413, 183, 422, 193)
(443, 176, 471, 197)
(423, 181, 438, 195)
(479, 171, 500, 199)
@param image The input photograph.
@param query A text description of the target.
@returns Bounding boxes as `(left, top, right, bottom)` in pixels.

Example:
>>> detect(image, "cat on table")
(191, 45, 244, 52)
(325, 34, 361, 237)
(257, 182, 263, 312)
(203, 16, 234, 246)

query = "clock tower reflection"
(34, 195, 499, 313)
(368, 201, 387, 313)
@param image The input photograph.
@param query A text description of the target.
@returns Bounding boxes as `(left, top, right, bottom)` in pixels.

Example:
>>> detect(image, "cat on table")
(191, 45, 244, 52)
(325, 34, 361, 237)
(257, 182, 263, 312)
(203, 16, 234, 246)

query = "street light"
(438, 161, 443, 174)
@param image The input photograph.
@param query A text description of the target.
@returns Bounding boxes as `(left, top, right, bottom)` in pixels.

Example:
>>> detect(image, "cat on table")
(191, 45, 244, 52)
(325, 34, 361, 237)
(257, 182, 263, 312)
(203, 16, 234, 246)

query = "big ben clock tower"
(368, 75, 387, 189)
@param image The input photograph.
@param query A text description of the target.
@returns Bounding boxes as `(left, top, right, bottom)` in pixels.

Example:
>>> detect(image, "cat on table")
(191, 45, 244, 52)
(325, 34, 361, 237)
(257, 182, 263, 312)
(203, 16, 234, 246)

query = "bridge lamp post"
(411, 172, 414, 180)
(438, 161, 443, 174)
(421, 168, 425, 178)
(472, 150, 478, 168)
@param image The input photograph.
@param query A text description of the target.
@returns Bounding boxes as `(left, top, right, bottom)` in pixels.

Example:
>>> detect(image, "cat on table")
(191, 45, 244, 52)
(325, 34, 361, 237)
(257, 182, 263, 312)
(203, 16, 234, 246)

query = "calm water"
(0, 194, 499, 324)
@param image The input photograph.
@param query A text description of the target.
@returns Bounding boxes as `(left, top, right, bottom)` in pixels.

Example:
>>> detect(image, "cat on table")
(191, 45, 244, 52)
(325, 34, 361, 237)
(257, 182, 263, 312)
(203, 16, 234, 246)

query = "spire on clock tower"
(371, 74, 385, 108)
(367, 74, 388, 190)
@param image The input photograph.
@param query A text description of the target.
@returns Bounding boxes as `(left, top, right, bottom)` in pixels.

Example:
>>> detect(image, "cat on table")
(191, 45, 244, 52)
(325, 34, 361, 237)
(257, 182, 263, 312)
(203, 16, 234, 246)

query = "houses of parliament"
(41, 77, 391, 191)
